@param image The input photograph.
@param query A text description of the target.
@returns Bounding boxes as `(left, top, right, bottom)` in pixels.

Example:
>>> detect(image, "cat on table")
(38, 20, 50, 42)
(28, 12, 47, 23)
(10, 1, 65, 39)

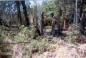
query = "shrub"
(14, 25, 36, 42)
(65, 29, 80, 44)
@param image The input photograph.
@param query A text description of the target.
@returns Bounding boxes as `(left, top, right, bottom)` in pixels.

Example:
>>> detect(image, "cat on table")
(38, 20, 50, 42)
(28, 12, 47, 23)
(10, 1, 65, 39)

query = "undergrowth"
(0, 25, 56, 58)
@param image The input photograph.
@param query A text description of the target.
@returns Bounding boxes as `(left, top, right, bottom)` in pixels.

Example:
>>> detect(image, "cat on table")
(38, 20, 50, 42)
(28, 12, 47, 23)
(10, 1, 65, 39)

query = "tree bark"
(15, 1, 22, 25)
(41, 12, 44, 35)
(21, 1, 30, 26)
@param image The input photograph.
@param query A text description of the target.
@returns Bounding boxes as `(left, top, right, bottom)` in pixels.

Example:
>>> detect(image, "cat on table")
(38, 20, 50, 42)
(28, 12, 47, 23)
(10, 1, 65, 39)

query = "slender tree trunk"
(80, 0, 84, 17)
(41, 12, 44, 35)
(21, 1, 30, 26)
(15, 1, 22, 25)
(33, 5, 41, 36)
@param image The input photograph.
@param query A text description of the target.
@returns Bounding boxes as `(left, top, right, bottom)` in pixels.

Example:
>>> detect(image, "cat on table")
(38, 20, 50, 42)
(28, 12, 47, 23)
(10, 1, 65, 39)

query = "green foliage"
(28, 38, 50, 53)
(65, 29, 80, 44)
(42, 0, 57, 14)
(23, 36, 58, 58)
(14, 25, 36, 42)
(0, 34, 4, 42)
(0, 26, 7, 42)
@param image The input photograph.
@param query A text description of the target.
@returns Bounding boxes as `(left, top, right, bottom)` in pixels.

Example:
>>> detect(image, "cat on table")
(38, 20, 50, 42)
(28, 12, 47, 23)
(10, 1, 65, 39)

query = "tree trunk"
(15, 1, 22, 25)
(41, 12, 44, 35)
(21, 1, 30, 26)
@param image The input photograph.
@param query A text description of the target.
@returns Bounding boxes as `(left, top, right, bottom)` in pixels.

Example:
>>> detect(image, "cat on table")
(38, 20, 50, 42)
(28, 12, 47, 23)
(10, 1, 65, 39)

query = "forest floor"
(32, 41, 86, 58)
(1, 25, 86, 58)
(32, 26, 86, 58)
